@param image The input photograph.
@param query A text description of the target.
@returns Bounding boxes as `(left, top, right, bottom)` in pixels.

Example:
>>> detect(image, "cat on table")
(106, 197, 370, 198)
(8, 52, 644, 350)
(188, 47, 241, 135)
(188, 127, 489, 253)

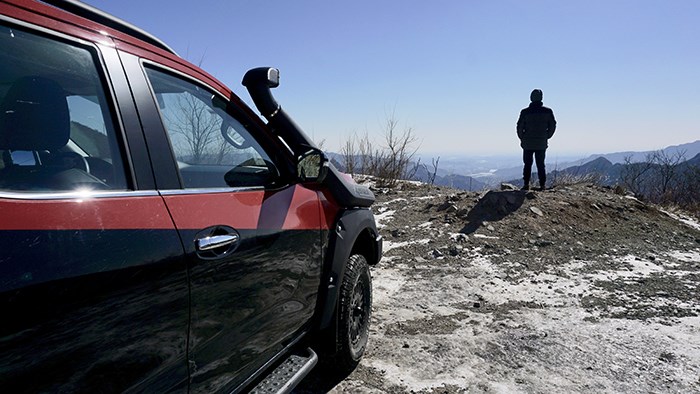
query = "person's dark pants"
(523, 149, 546, 188)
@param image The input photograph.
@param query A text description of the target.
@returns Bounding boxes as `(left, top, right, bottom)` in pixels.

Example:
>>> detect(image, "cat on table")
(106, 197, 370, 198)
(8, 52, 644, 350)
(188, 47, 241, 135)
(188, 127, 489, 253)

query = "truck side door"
(0, 19, 189, 392)
(126, 60, 325, 392)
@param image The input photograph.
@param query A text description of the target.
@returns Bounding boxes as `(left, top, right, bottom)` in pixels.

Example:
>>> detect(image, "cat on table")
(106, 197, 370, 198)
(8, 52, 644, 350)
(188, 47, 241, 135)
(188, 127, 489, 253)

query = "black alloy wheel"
(335, 254, 372, 371)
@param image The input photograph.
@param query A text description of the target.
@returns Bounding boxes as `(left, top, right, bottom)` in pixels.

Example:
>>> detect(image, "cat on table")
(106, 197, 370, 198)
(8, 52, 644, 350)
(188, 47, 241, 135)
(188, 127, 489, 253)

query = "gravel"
(297, 181, 700, 393)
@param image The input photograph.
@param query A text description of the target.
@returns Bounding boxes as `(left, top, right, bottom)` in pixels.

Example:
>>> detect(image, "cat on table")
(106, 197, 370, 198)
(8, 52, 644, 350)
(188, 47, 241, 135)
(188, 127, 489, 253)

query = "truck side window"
(0, 23, 128, 192)
(145, 67, 277, 189)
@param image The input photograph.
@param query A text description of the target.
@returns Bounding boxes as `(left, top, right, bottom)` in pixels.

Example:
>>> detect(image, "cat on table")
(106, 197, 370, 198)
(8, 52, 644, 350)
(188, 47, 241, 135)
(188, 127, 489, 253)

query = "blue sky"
(85, 0, 699, 157)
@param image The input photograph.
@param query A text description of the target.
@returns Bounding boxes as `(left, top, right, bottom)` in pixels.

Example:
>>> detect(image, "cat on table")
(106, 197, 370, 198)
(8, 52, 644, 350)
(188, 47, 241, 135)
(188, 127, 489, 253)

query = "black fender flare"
(317, 207, 382, 331)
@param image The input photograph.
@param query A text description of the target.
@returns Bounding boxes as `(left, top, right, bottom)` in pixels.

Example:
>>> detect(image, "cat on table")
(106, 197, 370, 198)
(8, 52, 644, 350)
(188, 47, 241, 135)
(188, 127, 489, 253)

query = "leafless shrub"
(621, 154, 655, 197)
(339, 111, 420, 187)
(548, 157, 607, 189)
(653, 150, 686, 204)
(415, 156, 440, 186)
(621, 150, 686, 204)
(408, 158, 422, 182)
(670, 164, 700, 218)
(340, 133, 358, 175)
(550, 172, 605, 188)
(373, 112, 419, 186)
(619, 149, 699, 217)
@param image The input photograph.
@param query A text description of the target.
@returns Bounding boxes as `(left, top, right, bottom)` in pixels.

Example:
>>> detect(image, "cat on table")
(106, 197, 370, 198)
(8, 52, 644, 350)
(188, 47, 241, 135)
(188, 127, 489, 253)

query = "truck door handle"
(196, 233, 240, 251)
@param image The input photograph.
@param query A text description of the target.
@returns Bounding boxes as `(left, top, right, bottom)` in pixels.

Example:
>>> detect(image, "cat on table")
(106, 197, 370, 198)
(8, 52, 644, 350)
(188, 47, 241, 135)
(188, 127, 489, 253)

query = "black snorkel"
(242, 67, 375, 208)
(242, 67, 315, 156)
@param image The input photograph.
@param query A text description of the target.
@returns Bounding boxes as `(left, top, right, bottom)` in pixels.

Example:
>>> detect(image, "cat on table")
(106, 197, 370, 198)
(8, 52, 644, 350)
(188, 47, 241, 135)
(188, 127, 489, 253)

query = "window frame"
(0, 15, 138, 198)
(140, 61, 295, 192)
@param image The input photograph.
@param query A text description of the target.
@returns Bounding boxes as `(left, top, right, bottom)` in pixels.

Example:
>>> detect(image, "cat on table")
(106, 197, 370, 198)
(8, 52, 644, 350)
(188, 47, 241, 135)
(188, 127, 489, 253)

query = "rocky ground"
(300, 180, 700, 393)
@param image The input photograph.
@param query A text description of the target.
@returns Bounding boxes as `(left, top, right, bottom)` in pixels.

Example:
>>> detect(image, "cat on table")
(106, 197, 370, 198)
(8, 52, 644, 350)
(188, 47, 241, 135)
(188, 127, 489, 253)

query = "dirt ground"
(300, 181, 700, 393)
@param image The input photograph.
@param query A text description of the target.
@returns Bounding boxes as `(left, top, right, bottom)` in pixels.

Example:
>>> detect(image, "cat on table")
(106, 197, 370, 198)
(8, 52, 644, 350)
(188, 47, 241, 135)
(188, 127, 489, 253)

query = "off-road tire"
(329, 254, 372, 373)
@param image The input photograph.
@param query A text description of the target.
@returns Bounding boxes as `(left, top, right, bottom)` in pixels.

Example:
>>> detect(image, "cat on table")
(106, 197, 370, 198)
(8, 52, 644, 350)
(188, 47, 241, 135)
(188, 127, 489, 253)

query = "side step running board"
(250, 348, 318, 394)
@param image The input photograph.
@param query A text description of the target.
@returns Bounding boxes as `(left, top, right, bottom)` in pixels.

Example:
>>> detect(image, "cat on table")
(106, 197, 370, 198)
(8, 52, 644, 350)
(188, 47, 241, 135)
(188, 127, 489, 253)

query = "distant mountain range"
(550, 151, 700, 187)
(582, 140, 700, 165)
(481, 140, 700, 186)
(411, 164, 487, 191)
(327, 140, 700, 191)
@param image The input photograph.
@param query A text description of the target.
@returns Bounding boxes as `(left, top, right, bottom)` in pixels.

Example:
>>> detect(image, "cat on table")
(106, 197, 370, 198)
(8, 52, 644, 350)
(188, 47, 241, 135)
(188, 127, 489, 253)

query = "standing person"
(516, 89, 557, 190)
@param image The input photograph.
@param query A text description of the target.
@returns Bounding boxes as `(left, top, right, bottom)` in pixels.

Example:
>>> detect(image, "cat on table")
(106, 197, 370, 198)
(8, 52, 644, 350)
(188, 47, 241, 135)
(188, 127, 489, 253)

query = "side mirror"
(297, 148, 328, 183)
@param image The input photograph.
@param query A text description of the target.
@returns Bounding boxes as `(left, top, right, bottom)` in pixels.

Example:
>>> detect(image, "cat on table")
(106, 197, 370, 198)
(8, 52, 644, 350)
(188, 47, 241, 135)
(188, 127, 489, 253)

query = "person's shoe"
(521, 184, 530, 191)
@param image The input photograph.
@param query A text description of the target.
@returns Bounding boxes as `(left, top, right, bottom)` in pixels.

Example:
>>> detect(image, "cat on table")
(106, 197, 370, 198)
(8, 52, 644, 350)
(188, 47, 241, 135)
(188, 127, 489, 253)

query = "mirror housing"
(297, 148, 328, 183)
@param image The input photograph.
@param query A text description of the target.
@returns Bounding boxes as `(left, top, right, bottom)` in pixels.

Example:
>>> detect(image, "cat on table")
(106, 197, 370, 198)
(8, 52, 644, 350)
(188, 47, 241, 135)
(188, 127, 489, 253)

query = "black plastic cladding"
(317, 208, 381, 332)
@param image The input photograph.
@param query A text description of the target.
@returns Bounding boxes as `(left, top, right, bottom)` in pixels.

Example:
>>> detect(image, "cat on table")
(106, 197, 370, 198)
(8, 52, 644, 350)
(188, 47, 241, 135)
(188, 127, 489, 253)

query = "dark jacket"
(517, 102, 556, 150)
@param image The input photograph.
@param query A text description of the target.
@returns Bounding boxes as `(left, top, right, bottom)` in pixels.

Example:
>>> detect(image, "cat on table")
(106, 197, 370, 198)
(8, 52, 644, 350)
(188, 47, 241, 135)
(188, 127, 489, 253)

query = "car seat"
(0, 76, 106, 191)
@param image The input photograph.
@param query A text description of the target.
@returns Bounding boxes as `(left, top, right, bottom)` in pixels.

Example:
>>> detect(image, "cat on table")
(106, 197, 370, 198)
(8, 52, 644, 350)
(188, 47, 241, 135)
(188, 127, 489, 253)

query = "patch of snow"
(378, 255, 399, 264)
(473, 234, 500, 240)
(618, 254, 666, 275)
(364, 250, 700, 392)
(382, 240, 409, 253)
(666, 250, 700, 262)
(458, 258, 592, 308)
(371, 266, 407, 298)
(661, 209, 700, 231)
(382, 238, 431, 253)
(577, 253, 695, 284)
(374, 209, 395, 228)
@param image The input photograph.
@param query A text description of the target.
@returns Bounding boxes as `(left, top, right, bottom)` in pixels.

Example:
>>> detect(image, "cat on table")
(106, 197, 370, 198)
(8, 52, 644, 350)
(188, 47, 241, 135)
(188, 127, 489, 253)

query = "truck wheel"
(333, 254, 372, 371)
